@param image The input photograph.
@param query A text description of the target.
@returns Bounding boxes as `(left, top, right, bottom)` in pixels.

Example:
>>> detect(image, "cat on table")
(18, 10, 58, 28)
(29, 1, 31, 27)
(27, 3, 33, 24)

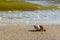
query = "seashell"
(33, 25, 40, 30)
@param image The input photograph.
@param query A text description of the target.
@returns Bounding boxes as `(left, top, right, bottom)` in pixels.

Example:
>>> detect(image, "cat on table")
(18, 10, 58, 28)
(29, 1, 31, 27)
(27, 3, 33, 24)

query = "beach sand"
(0, 24, 60, 40)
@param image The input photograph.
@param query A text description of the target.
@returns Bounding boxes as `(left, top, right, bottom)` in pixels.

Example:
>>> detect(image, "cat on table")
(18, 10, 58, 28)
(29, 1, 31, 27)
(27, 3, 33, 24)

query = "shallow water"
(0, 1, 60, 25)
(0, 10, 60, 25)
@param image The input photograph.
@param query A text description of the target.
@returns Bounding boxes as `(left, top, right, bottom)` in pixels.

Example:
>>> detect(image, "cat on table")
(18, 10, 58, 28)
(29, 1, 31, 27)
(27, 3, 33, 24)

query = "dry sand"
(0, 24, 60, 40)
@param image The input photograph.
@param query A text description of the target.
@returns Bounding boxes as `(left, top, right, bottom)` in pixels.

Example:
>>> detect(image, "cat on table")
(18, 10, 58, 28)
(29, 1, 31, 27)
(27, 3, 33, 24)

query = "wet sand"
(0, 24, 60, 40)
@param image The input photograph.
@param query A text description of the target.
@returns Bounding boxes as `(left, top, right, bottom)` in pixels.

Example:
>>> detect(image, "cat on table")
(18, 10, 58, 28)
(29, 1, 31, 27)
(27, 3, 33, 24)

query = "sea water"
(0, 1, 60, 25)
(0, 10, 60, 25)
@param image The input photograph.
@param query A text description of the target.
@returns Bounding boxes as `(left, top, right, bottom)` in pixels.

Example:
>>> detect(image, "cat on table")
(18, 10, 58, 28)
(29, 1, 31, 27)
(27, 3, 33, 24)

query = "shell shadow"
(28, 30, 41, 32)
(28, 30, 46, 32)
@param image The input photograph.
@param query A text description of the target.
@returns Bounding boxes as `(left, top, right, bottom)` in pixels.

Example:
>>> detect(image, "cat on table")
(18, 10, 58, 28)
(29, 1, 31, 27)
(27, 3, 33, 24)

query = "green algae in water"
(0, 2, 59, 11)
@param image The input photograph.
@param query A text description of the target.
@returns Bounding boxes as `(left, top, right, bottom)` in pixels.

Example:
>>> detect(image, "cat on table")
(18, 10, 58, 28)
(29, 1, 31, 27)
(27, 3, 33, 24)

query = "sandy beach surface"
(0, 24, 60, 40)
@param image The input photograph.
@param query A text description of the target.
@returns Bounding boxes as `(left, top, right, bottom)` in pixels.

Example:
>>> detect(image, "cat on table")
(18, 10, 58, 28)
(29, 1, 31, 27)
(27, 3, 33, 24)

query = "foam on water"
(0, 10, 60, 25)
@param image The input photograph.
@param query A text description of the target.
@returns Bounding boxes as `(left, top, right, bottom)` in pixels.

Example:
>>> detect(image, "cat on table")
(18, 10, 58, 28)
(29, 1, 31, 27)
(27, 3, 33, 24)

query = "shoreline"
(0, 20, 60, 25)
